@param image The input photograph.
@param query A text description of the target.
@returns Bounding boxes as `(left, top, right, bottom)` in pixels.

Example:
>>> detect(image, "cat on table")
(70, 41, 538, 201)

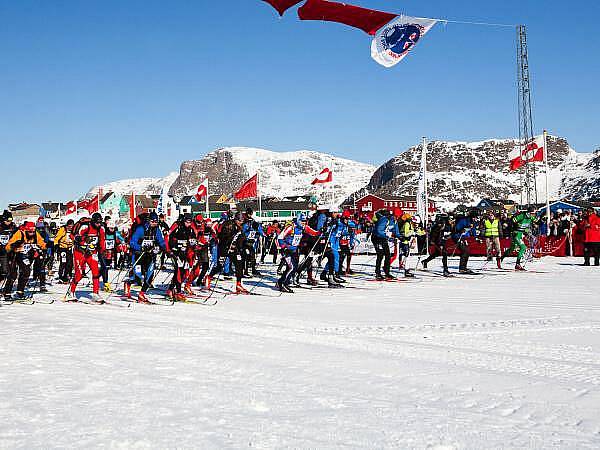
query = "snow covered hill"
(87, 172, 179, 197)
(353, 136, 598, 209)
(168, 147, 376, 205)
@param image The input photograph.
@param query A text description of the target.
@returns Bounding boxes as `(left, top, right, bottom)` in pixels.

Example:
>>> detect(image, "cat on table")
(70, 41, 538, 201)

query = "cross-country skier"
(53, 219, 75, 283)
(166, 213, 195, 301)
(320, 210, 347, 286)
(66, 213, 106, 302)
(421, 213, 453, 277)
(582, 208, 600, 266)
(452, 210, 478, 274)
(261, 220, 280, 264)
(501, 207, 538, 271)
(205, 211, 249, 294)
(242, 208, 265, 277)
(102, 219, 124, 292)
(397, 213, 417, 278)
(2, 221, 47, 300)
(276, 212, 319, 292)
(126, 212, 167, 303)
(184, 214, 213, 293)
(371, 208, 400, 280)
(0, 210, 17, 289)
(337, 210, 356, 276)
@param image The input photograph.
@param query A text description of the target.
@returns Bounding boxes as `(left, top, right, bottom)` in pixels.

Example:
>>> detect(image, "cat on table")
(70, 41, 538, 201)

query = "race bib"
(142, 239, 154, 248)
(22, 258, 30, 265)
(0, 234, 9, 245)
(105, 240, 115, 250)
(189, 238, 197, 246)
(86, 236, 99, 245)
(291, 234, 302, 246)
(247, 231, 256, 240)
(22, 244, 32, 253)
(177, 239, 187, 249)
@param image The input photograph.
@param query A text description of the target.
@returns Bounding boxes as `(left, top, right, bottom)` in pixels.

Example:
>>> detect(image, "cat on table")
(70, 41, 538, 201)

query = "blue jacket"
(373, 215, 400, 240)
(452, 217, 474, 241)
(278, 221, 305, 252)
(130, 223, 166, 253)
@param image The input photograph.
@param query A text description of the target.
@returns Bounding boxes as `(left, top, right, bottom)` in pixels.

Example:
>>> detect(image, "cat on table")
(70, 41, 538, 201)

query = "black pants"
(456, 240, 470, 271)
(210, 253, 244, 283)
(3, 253, 32, 295)
(423, 243, 449, 271)
(32, 255, 47, 286)
(57, 248, 73, 282)
(372, 236, 391, 276)
(584, 242, 600, 265)
(244, 244, 257, 274)
(338, 244, 351, 274)
(278, 251, 298, 285)
(0, 253, 9, 284)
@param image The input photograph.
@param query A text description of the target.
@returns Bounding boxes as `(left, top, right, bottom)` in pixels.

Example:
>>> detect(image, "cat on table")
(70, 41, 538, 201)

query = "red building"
(347, 194, 437, 218)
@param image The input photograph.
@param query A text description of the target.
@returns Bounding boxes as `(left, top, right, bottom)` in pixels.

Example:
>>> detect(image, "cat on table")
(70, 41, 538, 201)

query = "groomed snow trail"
(1, 257, 599, 449)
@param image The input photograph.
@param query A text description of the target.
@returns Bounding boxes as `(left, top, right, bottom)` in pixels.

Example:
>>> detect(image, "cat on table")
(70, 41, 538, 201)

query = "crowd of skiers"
(1, 203, 599, 303)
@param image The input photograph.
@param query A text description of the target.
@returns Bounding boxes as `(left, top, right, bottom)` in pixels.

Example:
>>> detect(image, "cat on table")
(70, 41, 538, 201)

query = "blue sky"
(1, 0, 598, 208)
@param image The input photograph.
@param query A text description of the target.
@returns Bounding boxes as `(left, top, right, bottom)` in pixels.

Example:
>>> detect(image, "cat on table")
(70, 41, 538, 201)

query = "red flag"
(311, 168, 333, 185)
(234, 174, 258, 200)
(65, 201, 76, 215)
(298, 0, 397, 35)
(509, 136, 545, 171)
(77, 199, 90, 211)
(194, 179, 209, 202)
(87, 194, 100, 213)
(262, 0, 303, 16)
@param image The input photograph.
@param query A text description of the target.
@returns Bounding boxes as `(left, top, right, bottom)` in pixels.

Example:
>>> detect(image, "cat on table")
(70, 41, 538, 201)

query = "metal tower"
(516, 25, 537, 205)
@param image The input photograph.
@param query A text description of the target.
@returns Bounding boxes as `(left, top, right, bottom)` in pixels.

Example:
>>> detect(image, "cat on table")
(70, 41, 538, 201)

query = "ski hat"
(183, 213, 193, 222)
(296, 212, 307, 223)
(194, 214, 204, 222)
(66, 219, 75, 227)
(245, 208, 254, 216)
(401, 213, 412, 221)
(342, 209, 352, 219)
(91, 213, 103, 224)
(393, 208, 404, 219)
(148, 212, 159, 222)
(2, 210, 12, 221)
(22, 221, 36, 232)
(233, 211, 243, 222)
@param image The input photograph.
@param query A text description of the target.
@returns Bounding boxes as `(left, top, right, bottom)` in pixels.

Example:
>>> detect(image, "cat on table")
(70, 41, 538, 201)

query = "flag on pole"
(262, 0, 303, 16)
(416, 142, 428, 222)
(215, 194, 229, 204)
(311, 168, 333, 185)
(157, 188, 166, 215)
(234, 174, 258, 200)
(371, 15, 438, 68)
(509, 136, 545, 171)
(86, 194, 100, 214)
(192, 179, 209, 202)
(65, 201, 76, 215)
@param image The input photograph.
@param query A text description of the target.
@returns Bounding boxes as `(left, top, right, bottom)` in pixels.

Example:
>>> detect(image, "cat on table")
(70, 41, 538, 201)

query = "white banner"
(416, 142, 427, 223)
(371, 15, 438, 68)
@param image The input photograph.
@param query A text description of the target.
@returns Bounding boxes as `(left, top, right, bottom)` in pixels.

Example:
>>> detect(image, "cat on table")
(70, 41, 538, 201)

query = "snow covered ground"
(1, 256, 600, 449)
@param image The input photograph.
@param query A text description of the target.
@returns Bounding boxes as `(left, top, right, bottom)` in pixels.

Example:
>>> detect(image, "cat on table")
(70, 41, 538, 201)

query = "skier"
(33, 218, 52, 290)
(184, 214, 213, 292)
(320, 210, 347, 286)
(102, 219, 124, 292)
(582, 208, 600, 266)
(166, 213, 196, 301)
(481, 210, 503, 268)
(337, 210, 356, 276)
(66, 213, 106, 302)
(421, 213, 453, 277)
(371, 208, 400, 280)
(53, 219, 75, 283)
(242, 208, 265, 276)
(397, 213, 417, 278)
(501, 207, 538, 271)
(452, 210, 478, 274)
(261, 220, 281, 264)
(276, 213, 318, 292)
(0, 210, 17, 288)
(2, 221, 47, 300)
(126, 212, 167, 303)
(205, 211, 249, 294)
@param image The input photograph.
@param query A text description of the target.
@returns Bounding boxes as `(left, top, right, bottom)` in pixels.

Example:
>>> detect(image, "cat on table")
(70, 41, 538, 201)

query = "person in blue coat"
(451, 210, 478, 274)
(319, 212, 348, 286)
(371, 208, 401, 280)
(126, 212, 167, 303)
(242, 208, 265, 276)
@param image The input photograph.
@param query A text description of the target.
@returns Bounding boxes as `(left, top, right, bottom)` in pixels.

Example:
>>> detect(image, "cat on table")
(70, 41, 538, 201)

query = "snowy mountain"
(168, 147, 376, 205)
(352, 136, 599, 209)
(87, 172, 179, 198)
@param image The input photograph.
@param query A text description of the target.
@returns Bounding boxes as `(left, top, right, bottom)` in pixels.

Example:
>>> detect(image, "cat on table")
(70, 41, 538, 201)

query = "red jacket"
(584, 213, 600, 243)
(74, 223, 106, 254)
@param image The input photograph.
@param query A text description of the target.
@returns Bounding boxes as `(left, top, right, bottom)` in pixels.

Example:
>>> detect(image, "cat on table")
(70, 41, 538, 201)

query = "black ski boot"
(404, 269, 415, 278)
(375, 273, 384, 281)
(333, 274, 346, 284)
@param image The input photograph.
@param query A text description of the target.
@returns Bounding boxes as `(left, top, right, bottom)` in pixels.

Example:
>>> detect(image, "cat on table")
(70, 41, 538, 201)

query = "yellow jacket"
(6, 230, 47, 253)
(54, 226, 74, 249)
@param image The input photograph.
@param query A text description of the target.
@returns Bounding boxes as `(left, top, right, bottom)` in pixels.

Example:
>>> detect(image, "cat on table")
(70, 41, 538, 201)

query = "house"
(475, 199, 517, 213)
(176, 196, 312, 221)
(345, 194, 437, 218)
(8, 202, 42, 222)
(535, 199, 596, 216)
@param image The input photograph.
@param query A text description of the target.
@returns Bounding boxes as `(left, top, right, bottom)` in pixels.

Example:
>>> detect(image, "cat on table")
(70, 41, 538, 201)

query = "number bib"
(189, 238, 197, 246)
(247, 231, 256, 241)
(22, 244, 32, 253)
(142, 239, 155, 248)
(0, 234, 9, 246)
(291, 234, 302, 247)
(105, 239, 115, 250)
